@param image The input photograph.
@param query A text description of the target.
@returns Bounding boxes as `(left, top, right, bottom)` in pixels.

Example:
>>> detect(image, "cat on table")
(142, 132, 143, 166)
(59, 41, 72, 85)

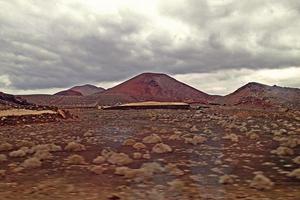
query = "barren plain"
(0, 106, 299, 200)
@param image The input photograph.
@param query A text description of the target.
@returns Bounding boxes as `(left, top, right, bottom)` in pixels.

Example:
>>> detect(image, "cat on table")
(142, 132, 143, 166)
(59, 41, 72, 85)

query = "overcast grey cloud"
(0, 0, 299, 94)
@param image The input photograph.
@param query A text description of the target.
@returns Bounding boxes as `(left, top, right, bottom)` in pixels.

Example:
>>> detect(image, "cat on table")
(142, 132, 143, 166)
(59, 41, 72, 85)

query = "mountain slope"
(219, 82, 300, 109)
(0, 92, 30, 109)
(54, 84, 105, 96)
(54, 90, 83, 96)
(102, 72, 211, 103)
(70, 84, 105, 96)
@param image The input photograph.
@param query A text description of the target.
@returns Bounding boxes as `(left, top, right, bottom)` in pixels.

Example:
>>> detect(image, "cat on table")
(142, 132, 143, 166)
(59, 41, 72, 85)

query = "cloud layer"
(0, 0, 299, 94)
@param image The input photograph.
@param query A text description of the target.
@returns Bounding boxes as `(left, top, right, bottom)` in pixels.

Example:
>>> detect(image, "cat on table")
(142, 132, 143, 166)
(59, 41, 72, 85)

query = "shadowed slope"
(218, 82, 300, 109)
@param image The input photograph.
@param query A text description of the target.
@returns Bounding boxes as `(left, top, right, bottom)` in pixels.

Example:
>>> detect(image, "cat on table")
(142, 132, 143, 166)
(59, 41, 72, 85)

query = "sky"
(0, 0, 300, 95)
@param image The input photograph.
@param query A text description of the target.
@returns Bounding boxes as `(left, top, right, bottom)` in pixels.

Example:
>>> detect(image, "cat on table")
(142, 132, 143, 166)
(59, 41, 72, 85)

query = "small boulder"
(133, 142, 147, 150)
(122, 139, 136, 146)
(152, 143, 172, 154)
(65, 142, 86, 152)
(107, 152, 133, 166)
(0, 154, 7, 162)
(0, 142, 13, 151)
(66, 154, 87, 165)
(219, 175, 234, 184)
(250, 174, 274, 190)
(142, 134, 162, 144)
(89, 165, 106, 175)
(9, 149, 26, 157)
(93, 156, 106, 164)
(22, 157, 42, 169)
(288, 168, 300, 179)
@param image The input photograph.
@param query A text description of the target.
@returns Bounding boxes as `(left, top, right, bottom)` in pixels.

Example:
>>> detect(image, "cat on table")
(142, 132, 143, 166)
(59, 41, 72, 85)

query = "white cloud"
(0, 0, 299, 92)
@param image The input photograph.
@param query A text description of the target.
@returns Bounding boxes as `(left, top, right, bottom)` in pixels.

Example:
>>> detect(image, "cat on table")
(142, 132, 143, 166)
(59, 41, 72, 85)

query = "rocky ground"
(0, 107, 299, 200)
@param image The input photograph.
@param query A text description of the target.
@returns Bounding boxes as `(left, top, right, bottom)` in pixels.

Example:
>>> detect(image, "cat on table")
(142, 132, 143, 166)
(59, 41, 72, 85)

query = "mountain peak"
(104, 72, 210, 103)
(54, 89, 83, 96)
(55, 84, 105, 96)
(138, 72, 169, 77)
(71, 84, 100, 89)
(219, 81, 300, 108)
(244, 82, 267, 87)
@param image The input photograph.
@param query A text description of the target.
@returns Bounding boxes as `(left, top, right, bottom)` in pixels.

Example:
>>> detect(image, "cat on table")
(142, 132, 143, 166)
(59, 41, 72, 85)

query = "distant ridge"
(54, 84, 105, 96)
(70, 84, 105, 96)
(54, 89, 83, 96)
(218, 82, 300, 109)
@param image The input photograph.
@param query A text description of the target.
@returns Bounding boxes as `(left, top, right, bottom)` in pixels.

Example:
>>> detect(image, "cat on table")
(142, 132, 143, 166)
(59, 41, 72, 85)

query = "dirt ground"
(0, 107, 299, 200)
(0, 109, 56, 117)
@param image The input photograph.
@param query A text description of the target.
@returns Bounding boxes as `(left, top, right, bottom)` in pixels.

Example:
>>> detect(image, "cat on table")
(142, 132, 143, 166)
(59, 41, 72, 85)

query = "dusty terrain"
(0, 106, 299, 200)
(0, 109, 56, 117)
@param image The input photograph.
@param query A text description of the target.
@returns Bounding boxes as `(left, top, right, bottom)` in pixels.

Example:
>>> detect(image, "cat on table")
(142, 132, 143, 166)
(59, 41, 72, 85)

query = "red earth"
(54, 89, 83, 96)
(70, 84, 105, 96)
(103, 72, 211, 103)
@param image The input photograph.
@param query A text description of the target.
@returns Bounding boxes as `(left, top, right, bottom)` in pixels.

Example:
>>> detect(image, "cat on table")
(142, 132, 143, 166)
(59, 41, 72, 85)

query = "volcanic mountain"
(218, 82, 300, 109)
(54, 89, 83, 96)
(102, 72, 211, 103)
(70, 84, 105, 96)
(54, 84, 105, 96)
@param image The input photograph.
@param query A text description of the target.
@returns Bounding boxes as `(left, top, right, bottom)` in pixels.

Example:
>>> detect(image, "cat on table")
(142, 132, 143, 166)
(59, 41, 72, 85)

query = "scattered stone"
(250, 173, 274, 190)
(65, 142, 86, 152)
(115, 162, 164, 181)
(122, 139, 136, 146)
(107, 152, 133, 166)
(83, 130, 94, 137)
(168, 179, 186, 191)
(142, 153, 151, 159)
(288, 168, 300, 179)
(0, 170, 6, 178)
(31, 144, 62, 153)
(57, 109, 67, 119)
(22, 157, 42, 169)
(133, 152, 142, 159)
(219, 175, 234, 184)
(89, 165, 106, 175)
(166, 164, 184, 176)
(152, 143, 172, 154)
(185, 135, 207, 145)
(0, 154, 7, 162)
(133, 142, 147, 150)
(249, 133, 259, 140)
(9, 149, 26, 157)
(0, 142, 13, 151)
(223, 134, 239, 142)
(282, 138, 300, 148)
(101, 149, 114, 158)
(93, 156, 106, 164)
(142, 134, 162, 144)
(11, 166, 24, 173)
(66, 154, 87, 165)
(271, 146, 294, 156)
(168, 134, 181, 141)
(293, 156, 300, 164)
(34, 150, 52, 160)
(190, 125, 199, 132)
